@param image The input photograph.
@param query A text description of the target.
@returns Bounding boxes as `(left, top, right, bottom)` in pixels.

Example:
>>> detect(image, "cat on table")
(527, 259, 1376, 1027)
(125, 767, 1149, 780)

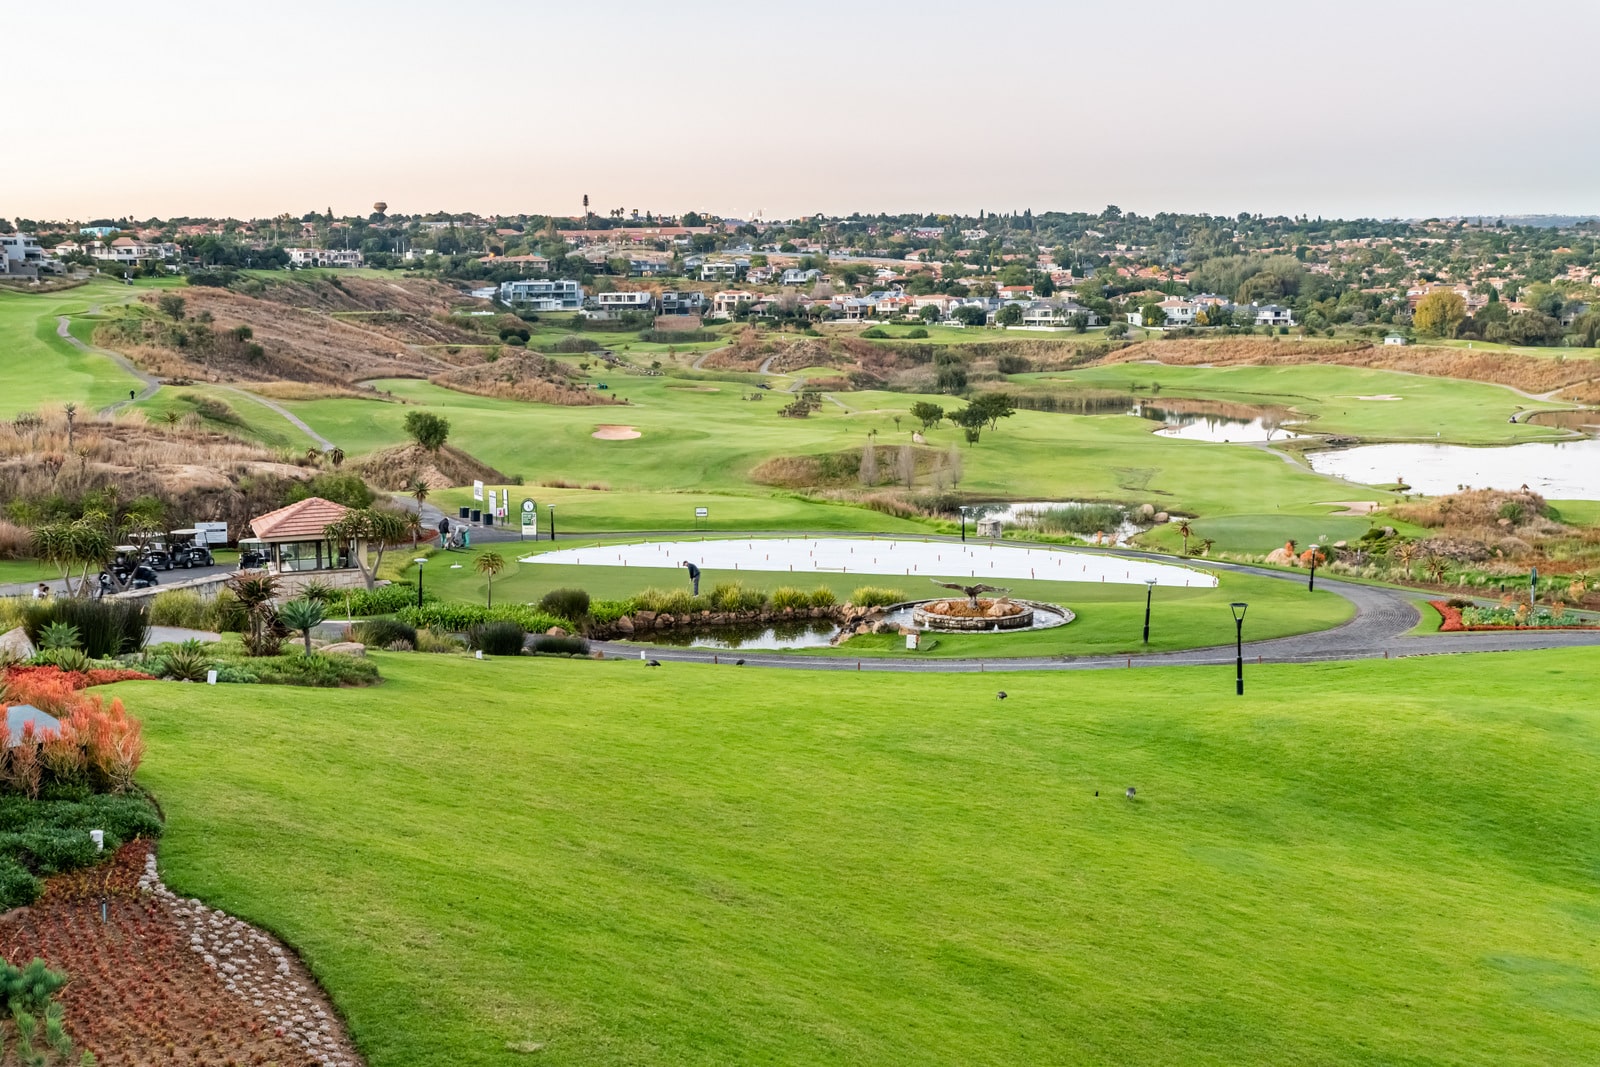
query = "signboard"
(695, 507, 709, 518)
(497, 490, 509, 519)
(520, 498, 536, 537)
(193, 521, 229, 546)
(487, 489, 497, 516)
(472, 480, 484, 502)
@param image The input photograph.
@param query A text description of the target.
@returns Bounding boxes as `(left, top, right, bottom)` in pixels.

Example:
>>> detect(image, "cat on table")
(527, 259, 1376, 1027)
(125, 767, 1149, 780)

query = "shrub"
(397, 603, 562, 634)
(769, 586, 809, 610)
(213, 663, 259, 683)
(861, 327, 888, 339)
(242, 651, 379, 687)
(632, 587, 698, 615)
(849, 586, 904, 607)
(707, 581, 766, 613)
(0, 793, 164, 908)
(23, 599, 149, 659)
(37, 622, 81, 651)
(550, 335, 600, 353)
(149, 590, 209, 628)
(153, 639, 214, 682)
(355, 617, 418, 650)
(468, 620, 526, 655)
(344, 583, 427, 617)
(906, 327, 929, 339)
(413, 628, 463, 654)
(586, 599, 634, 627)
(0, 855, 37, 911)
(539, 588, 592, 622)
(529, 635, 589, 656)
(29, 647, 92, 674)
(807, 586, 838, 608)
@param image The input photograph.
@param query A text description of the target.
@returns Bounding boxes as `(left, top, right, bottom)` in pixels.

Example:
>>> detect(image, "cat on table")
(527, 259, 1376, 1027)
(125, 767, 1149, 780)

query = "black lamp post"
(1142, 578, 1157, 644)
(958, 505, 969, 543)
(1230, 602, 1248, 695)
(548, 504, 556, 542)
(1307, 545, 1320, 592)
(414, 557, 428, 609)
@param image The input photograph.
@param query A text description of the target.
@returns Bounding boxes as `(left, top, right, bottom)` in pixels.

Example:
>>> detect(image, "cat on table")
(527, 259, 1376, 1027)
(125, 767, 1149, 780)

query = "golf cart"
(99, 546, 161, 593)
(237, 537, 270, 570)
(164, 529, 216, 569)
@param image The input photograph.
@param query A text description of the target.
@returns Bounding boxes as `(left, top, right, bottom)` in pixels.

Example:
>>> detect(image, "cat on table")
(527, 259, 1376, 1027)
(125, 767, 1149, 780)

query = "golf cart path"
(211, 384, 336, 450)
(60, 311, 161, 413)
(588, 538, 1600, 672)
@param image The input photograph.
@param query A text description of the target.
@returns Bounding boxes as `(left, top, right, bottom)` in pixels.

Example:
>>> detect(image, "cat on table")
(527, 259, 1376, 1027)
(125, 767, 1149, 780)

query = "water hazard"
(1307, 439, 1600, 499)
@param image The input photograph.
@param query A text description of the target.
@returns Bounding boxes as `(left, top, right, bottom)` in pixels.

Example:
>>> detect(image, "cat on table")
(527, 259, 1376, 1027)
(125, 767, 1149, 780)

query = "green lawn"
(0, 277, 156, 417)
(405, 544, 1350, 659)
(1023, 362, 1571, 444)
(130, 648, 1600, 1066)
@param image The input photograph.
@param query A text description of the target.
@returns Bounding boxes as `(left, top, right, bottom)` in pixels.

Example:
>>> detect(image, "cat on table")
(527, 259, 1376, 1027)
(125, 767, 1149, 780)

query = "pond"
(1524, 410, 1600, 433)
(1306, 439, 1600, 499)
(1026, 392, 1302, 442)
(631, 619, 840, 650)
(971, 502, 1143, 544)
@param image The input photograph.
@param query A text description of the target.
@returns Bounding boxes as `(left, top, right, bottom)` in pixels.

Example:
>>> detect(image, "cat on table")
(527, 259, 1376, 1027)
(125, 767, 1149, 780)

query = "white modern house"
(700, 258, 748, 282)
(286, 248, 364, 268)
(659, 290, 705, 315)
(0, 233, 47, 272)
(710, 290, 757, 318)
(90, 238, 177, 263)
(500, 278, 583, 311)
(1253, 304, 1294, 327)
(781, 267, 822, 286)
(595, 291, 654, 312)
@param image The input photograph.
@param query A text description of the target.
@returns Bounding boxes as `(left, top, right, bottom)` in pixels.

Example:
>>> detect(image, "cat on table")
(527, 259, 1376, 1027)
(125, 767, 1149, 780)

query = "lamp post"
(1142, 578, 1157, 644)
(1230, 602, 1248, 695)
(414, 557, 428, 609)
(548, 504, 556, 542)
(958, 505, 970, 543)
(1307, 545, 1320, 592)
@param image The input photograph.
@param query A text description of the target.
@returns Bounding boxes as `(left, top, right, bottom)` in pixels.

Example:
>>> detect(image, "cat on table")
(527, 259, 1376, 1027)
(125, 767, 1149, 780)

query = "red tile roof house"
(247, 497, 373, 593)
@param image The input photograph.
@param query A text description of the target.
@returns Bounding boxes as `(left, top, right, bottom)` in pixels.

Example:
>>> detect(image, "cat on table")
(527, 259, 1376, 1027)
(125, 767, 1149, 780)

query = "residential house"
(1252, 304, 1294, 327)
(286, 247, 364, 268)
(1383, 333, 1408, 346)
(960, 228, 990, 241)
(997, 284, 1034, 302)
(746, 265, 777, 284)
(710, 290, 757, 318)
(595, 291, 654, 314)
(476, 253, 548, 270)
(91, 238, 177, 263)
(0, 233, 47, 273)
(911, 294, 958, 318)
(700, 258, 748, 282)
(1020, 300, 1099, 327)
(840, 296, 876, 320)
(781, 267, 822, 287)
(874, 292, 914, 317)
(79, 225, 119, 237)
(1157, 297, 1198, 325)
(499, 278, 583, 311)
(659, 291, 706, 315)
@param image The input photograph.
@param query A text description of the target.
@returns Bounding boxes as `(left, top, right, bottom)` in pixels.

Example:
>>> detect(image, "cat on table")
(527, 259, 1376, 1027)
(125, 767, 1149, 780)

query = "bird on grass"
(735, 659, 745, 666)
(646, 659, 662, 668)
(1125, 787, 1137, 799)
(996, 691, 1008, 701)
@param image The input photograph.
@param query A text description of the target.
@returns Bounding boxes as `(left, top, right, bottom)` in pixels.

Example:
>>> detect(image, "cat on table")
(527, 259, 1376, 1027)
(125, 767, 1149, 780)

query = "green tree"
(475, 551, 506, 608)
(403, 410, 451, 452)
(995, 303, 1023, 326)
(969, 392, 1016, 432)
(325, 508, 409, 590)
(909, 401, 945, 430)
(277, 598, 327, 656)
(1139, 302, 1166, 328)
(1413, 290, 1466, 337)
(952, 305, 988, 326)
(918, 303, 942, 323)
(950, 404, 989, 444)
(157, 293, 187, 321)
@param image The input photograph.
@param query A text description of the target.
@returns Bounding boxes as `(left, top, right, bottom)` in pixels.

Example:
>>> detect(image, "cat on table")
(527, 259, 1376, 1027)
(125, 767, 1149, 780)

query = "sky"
(8, 0, 1599, 223)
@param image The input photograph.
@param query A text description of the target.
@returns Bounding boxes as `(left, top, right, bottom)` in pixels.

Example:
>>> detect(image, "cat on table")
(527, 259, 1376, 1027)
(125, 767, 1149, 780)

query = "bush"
(152, 639, 214, 682)
(905, 327, 929, 339)
(769, 586, 810, 610)
(30, 647, 92, 673)
(849, 586, 904, 607)
(355, 617, 417, 650)
(1026, 503, 1127, 537)
(707, 581, 766, 613)
(632, 587, 699, 615)
(0, 855, 38, 911)
(807, 586, 838, 608)
(529, 635, 589, 656)
(344, 583, 427, 617)
(539, 588, 591, 622)
(413, 628, 463, 654)
(468, 620, 526, 656)
(0, 793, 163, 909)
(149, 590, 208, 628)
(23, 598, 149, 659)
(860, 327, 888, 339)
(242, 651, 379, 687)
(397, 603, 562, 634)
(550, 335, 600, 353)
(586, 599, 634, 627)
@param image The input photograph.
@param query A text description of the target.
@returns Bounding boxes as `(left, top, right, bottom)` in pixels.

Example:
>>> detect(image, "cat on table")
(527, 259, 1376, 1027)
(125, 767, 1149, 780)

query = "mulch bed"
(1, 841, 363, 1067)
(1429, 600, 1600, 633)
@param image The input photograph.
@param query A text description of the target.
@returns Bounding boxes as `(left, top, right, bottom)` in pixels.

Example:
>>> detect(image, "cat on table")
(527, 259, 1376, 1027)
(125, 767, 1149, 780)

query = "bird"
(996, 691, 1008, 700)
(735, 658, 745, 666)
(1125, 787, 1136, 799)
(646, 659, 662, 668)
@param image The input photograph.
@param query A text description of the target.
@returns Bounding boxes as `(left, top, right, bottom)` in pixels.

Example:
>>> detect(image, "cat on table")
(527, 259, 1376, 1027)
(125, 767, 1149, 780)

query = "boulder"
(545, 626, 568, 637)
(322, 642, 366, 657)
(634, 610, 657, 627)
(614, 615, 635, 634)
(1154, 512, 1170, 524)
(657, 613, 675, 627)
(0, 626, 36, 662)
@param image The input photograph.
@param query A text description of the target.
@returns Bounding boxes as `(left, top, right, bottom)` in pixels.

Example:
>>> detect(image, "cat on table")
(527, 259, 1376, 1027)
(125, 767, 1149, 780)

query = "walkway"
(212, 384, 336, 450)
(60, 311, 161, 413)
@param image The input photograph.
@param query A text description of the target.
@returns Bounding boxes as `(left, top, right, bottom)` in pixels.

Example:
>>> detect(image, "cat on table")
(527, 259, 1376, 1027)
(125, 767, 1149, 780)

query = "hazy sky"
(9, 0, 1598, 222)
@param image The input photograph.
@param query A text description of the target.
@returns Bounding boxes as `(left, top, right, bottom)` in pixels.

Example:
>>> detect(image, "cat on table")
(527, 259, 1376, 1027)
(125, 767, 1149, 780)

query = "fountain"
(911, 581, 1037, 632)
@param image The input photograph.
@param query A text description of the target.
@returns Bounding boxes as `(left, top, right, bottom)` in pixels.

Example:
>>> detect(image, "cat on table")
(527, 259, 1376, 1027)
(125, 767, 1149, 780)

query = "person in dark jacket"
(683, 560, 700, 596)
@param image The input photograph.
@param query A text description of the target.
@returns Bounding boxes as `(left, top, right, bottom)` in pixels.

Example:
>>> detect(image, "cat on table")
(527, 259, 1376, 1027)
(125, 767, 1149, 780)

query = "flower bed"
(3, 664, 155, 690)
(1430, 600, 1600, 632)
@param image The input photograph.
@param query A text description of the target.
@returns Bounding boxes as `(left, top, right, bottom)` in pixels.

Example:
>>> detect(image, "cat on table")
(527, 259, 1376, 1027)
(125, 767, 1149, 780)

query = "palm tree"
(1393, 541, 1418, 578)
(407, 476, 430, 516)
(160, 410, 182, 429)
(1423, 554, 1447, 584)
(328, 446, 346, 468)
(475, 551, 506, 608)
(1176, 519, 1193, 555)
(305, 447, 323, 465)
(404, 512, 425, 550)
(1199, 538, 1215, 557)
(277, 598, 327, 656)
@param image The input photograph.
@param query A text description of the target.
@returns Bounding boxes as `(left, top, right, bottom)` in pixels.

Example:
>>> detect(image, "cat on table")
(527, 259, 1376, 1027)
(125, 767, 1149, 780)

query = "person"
(33, 582, 49, 601)
(437, 516, 451, 549)
(129, 389, 136, 401)
(682, 560, 700, 596)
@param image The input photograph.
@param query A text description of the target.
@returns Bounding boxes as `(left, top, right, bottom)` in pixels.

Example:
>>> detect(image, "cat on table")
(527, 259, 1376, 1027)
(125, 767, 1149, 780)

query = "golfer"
(682, 560, 700, 596)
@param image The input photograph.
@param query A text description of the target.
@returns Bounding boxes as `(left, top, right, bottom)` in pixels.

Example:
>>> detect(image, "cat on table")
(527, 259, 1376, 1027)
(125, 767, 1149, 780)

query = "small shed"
(1383, 333, 1408, 346)
(249, 497, 358, 575)
(5, 704, 61, 743)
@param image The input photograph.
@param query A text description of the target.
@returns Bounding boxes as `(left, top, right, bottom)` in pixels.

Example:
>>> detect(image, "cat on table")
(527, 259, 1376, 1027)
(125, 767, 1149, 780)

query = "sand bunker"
(1341, 394, 1403, 401)
(1319, 500, 1382, 516)
(592, 425, 642, 440)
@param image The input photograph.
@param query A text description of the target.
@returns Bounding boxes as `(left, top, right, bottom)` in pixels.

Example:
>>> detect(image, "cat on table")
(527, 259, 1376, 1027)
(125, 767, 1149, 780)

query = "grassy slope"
(0, 278, 150, 417)
(407, 546, 1351, 658)
(132, 648, 1600, 1067)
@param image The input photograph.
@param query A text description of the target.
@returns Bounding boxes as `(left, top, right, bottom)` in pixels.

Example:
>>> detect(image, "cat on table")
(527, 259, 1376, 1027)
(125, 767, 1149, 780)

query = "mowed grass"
(0, 277, 154, 417)
(1029, 362, 1569, 444)
(130, 649, 1600, 1066)
(282, 377, 1374, 519)
(407, 545, 1352, 658)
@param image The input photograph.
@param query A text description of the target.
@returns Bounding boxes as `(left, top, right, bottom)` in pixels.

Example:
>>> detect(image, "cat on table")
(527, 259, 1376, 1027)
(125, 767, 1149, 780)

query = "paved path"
(213, 384, 336, 450)
(582, 536, 1600, 672)
(59, 312, 161, 414)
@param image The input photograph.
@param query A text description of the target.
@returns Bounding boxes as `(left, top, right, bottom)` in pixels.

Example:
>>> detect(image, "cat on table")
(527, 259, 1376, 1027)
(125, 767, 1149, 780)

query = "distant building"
(0, 233, 46, 272)
(659, 290, 706, 315)
(1383, 333, 1408, 345)
(700, 258, 748, 282)
(781, 267, 822, 287)
(286, 248, 364, 268)
(79, 225, 119, 237)
(90, 237, 177, 263)
(499, 278, 583, 311)
(710, 290, 757, 318)
(1252, 304, 1294, 327)
(595, 291, 653, 312)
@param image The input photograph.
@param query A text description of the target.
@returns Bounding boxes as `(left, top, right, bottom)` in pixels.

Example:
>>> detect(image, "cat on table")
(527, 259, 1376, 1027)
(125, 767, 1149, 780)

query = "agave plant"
(157, 639, 214, 682)
(37, 621, 81, 652)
